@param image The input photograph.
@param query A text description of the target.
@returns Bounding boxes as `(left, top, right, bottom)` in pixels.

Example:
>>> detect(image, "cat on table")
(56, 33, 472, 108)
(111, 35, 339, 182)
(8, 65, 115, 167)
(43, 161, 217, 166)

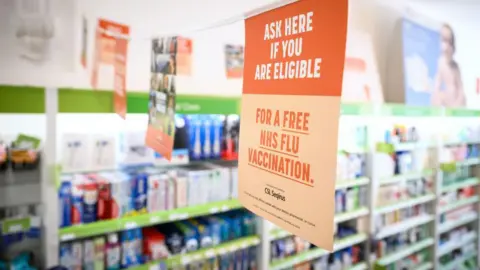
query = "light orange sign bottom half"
(238, 94, 340, 250)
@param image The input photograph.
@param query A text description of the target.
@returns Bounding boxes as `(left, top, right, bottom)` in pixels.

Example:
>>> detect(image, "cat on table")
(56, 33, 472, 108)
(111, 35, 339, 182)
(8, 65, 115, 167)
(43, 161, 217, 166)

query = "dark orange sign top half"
(243, 0, 348, 97)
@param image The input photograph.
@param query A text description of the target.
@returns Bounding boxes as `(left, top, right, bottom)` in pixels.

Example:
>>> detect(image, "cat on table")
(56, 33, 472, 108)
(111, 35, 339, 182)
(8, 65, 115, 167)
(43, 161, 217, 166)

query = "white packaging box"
(118, 131, 155, 166)
(90, 134, 116, 171)
(62, 133, 90, 173)
(230, 167, 238, 199)
(172, 170, 188, 209)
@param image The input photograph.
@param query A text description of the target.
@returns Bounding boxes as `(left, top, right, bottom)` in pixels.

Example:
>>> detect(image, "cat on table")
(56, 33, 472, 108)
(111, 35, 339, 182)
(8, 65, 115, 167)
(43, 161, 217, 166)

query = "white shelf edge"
(379, 170, 433, 186)
(375, 215, 434, 240)
(375, 194, 435, 215)
(335, 177, 370, 189)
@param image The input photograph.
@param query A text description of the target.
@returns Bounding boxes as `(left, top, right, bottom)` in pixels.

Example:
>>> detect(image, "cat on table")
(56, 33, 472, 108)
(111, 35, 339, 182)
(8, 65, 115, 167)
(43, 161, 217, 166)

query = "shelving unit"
(2, 86, 480, 269)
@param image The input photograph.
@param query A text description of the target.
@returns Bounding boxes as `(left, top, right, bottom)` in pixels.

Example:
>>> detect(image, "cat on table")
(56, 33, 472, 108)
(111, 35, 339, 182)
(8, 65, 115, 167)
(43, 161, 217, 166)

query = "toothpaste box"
(92, 174, 113, 221)
(82, 179, 98, 224)
(59, 178, 72, 228)
(147, 172, 162, 213)
(230, 167, 238, 199)
(160, 223, 185, 255)
(200, 217, 222, 246)
(205, 165, 231, 202)
(83, 239, 95, 270)
(171, 170, 187, 209)
(71, 176, 85, 225)
(187, 219, 212, 248)
(94, 237, 105, 270)
(166, 176, 175, 210)
(71, 241, 83, 270)
(59, 243, 72, 269)
(131, 173, 148, 215)
(173, 222, 198, 253)
(111, 172, 132, 218)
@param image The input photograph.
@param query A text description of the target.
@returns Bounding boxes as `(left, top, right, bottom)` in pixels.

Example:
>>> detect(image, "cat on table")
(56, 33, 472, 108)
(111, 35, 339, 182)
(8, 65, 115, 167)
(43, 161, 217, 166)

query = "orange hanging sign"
(237, 0, 348, 250)
(91, 19, 130, 118)
(114, 37, 128, 119)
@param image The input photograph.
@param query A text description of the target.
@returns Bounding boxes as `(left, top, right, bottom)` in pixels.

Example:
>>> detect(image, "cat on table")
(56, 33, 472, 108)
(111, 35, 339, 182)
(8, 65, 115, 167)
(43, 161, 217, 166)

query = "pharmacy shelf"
(59, 199, 242, 241)
(438, 196, 479, 214)
(375, 237, 434, 266)
(129, 235, 260, 270)
(438, 213, 478, 234)
(439, 251, 477, 270)
(441, 177, 480, 193)
(269, 208, 369, 241)
(335, 177, 370, 189)
(379, 169, 434, 186)
(437, 232, 477, 258)
(269, 233, 367, 270)
(375, 214, 434, 240)
(375, 194, 435, 215)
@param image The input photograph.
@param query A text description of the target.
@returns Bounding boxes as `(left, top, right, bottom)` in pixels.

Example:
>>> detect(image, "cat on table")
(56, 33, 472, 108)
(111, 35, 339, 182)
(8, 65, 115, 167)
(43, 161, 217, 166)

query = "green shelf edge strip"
(1, 217, 31, 234)
(59, 199, 242, 241)
(269, 233, 367, 270)
(129, 235, 260, 269)
(380, 103, 443, 117)
(0, 85, 241, 115)
(7, 85, 480, 116)
(446, 108, 480, 117)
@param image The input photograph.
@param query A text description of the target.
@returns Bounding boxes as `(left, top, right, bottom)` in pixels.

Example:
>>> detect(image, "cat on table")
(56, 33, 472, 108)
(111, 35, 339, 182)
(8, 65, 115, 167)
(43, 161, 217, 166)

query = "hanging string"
(100, 0, 298, 40)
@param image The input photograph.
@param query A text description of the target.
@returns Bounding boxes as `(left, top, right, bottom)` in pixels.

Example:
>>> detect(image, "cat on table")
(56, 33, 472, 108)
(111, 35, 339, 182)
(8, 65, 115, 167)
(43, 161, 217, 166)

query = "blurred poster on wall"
(402, 18, 468, 108)
(81, 16, 88, 68)
(147, 37, 177, 160)
(150, 36, 192, 77)
(342, 32, 383, 103)
(176, 37, 193, 76)
(91, 18, 130, 90)
(238, 0, 348, 251)
(225, 45, 244, 79)
(402, 18, 441, 107)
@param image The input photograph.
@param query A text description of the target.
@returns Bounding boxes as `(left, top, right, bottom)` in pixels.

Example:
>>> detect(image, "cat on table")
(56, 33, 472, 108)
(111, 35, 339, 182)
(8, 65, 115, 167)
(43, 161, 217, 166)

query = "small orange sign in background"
(225, 44, 244, 79)
(238, 0, 348, 250)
